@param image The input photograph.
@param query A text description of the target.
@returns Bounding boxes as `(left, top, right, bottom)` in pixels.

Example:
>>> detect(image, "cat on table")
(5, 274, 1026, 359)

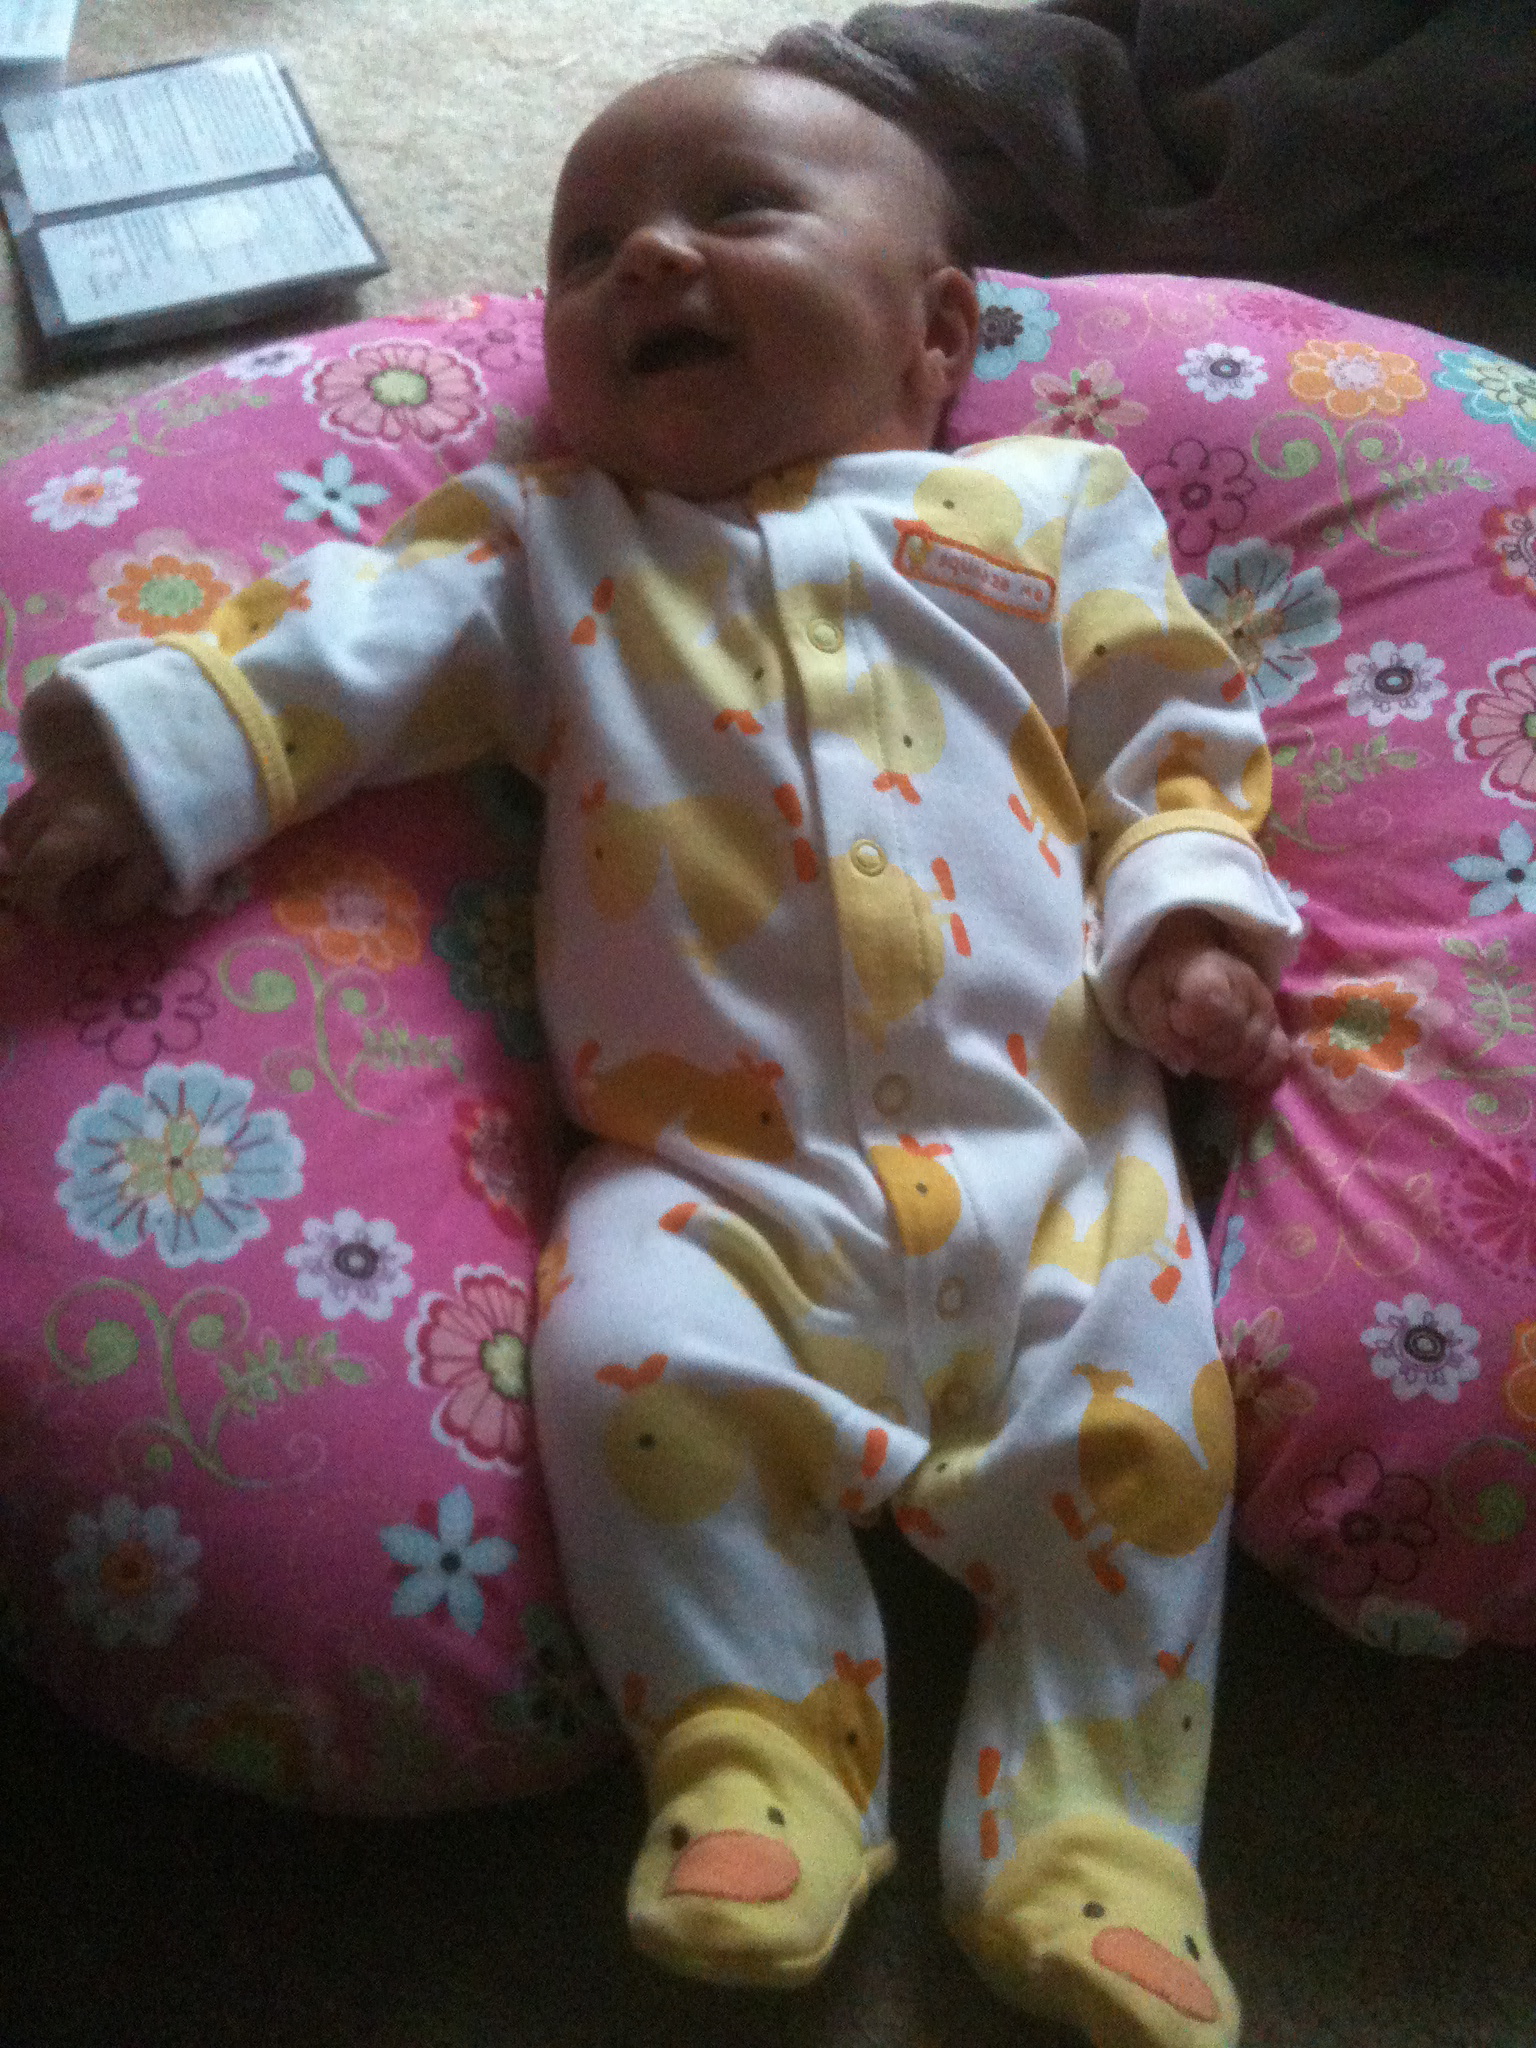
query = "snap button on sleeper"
(936, 1276, 968, 1319)
(806, 616, 843, 653)
(851, 838, 886, 877)
(872, 1073, 912, 1116)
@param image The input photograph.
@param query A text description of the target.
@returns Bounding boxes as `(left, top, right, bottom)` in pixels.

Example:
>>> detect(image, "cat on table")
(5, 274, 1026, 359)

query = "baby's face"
(543, 66, 976, 502)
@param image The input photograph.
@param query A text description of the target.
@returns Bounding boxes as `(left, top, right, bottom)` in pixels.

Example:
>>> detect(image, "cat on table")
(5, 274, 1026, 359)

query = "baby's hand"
(0, 757, 168, 927)
(1124, 908, 1289, 1091)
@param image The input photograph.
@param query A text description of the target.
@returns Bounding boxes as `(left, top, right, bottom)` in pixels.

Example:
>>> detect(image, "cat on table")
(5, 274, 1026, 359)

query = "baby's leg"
(899, 1236, 1240, 2048)
(532, 1145, 928, 1988)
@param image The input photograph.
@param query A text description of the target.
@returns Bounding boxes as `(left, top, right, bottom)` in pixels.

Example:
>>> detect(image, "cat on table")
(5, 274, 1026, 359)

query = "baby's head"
(543, 60, 979, 502)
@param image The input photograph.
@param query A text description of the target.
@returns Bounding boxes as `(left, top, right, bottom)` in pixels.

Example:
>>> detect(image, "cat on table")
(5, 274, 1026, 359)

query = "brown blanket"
(766, 0, 1536, 360)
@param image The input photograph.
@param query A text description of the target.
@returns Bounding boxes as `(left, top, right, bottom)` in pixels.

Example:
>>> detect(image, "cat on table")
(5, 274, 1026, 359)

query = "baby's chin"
(602, 436, 811, 505)
(593, 428, 922, 505)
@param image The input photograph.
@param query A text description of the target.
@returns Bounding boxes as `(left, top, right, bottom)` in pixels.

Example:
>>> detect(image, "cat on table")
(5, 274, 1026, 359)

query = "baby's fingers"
(1168, 958, 1288, 1087)
(1, 802, 163, 927)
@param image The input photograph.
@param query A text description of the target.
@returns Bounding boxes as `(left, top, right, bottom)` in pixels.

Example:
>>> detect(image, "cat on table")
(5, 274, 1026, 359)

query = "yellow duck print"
(596, 1351, 872, 1555)
(1061, 569, 1238, 688)
(207, 576, 311, 655)
(895, 468, 1066, 620)
(912, 467, 1030, 558)
(599, 552, 789, 734)
(869, 1134, 963, 1256)
(273, 703, 359, 811)
(579, 780, 804, 967)
(1053, 1359, 1236, 1594)
(660, 1201, 902, 1425)
(801, 661, 947, 804)
(1026, 978, 1139, 1141)
(828, 845, 969, 1050)
(999, 1644, 1214, 1836)
(1154, 731, 1272, 829)
(382, 476, 507, 567)
(572, 1040, 794, 1163)
(1008, 702, 1088, 877)
(623, 1653, 887, 1815)
(1029, 1154, 1190, 1301)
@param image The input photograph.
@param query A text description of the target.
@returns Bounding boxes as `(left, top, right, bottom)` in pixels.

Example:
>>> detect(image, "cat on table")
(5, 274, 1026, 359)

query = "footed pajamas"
(29, 435, 1301, 2047)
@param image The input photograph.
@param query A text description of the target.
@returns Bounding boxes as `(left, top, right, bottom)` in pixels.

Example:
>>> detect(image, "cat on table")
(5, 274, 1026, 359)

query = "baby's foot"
(628, 1706, 895, 1988)
(949, 1811, 1239, 2047)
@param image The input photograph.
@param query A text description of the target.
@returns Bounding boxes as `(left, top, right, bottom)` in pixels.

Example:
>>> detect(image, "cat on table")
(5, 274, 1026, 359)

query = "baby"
(1, 58, 1299, 2048)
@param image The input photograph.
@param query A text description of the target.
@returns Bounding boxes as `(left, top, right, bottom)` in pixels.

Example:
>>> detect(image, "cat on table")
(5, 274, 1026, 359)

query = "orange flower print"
(1287, 339, 1427, 420)
(272, 848, 423, 970)
(106, 553, 234, 636)
(1301, 978, 1421, 1082)
(82, 527, 251, 641)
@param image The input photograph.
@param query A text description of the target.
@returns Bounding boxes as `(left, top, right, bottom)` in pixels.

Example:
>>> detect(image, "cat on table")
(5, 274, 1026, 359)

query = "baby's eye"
(710, 187, 785, 223)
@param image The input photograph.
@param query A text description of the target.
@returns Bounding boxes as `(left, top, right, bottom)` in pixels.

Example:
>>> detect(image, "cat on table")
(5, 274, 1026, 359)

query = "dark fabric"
(765, 0, 1536, 358)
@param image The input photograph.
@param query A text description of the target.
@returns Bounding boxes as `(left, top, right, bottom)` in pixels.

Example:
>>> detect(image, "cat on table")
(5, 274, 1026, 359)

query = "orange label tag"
(893, 521, 1055, 620)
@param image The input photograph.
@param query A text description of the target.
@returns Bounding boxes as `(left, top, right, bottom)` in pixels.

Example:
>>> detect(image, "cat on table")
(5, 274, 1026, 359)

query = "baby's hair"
(649, 47, 977, 271)
(751, 49, 977, 272)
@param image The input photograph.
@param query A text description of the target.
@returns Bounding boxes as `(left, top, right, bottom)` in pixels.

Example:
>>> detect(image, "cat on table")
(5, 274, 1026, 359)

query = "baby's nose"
(616, 220, 704, 283)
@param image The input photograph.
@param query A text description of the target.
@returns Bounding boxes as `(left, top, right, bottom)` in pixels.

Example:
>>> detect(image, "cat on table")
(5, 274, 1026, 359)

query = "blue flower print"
(1214, 1215, 1247, 1304)
(1181, 537, 1342, 708)
(1433, 349, 1536, 452)
(55, 1061, 304, 1267)
(1450, 820, 1536, 916)
(972, 280, 1059, 382)
(380, 1486, 515, 1635)
(0, 732, 25, 808)
(277, 452, 390, 534)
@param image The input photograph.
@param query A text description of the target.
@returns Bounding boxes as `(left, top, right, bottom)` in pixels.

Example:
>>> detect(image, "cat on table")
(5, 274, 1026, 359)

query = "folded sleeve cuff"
(21, 639, 275, 910)
(1088, 826, 1304, 1046)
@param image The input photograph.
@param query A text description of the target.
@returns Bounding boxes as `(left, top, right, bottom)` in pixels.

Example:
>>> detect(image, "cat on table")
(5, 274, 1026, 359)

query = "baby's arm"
(1, 471, 534, 928)
(1123, 907, 1289, 1091)
(1032, 442, 1301, 1081)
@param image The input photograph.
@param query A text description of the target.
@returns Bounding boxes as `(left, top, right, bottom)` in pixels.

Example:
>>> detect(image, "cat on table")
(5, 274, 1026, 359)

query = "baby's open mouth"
(627, 326, 733, 375)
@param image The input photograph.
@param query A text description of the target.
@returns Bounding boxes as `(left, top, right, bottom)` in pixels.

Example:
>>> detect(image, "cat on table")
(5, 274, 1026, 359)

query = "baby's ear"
(924, 265, 980, 400)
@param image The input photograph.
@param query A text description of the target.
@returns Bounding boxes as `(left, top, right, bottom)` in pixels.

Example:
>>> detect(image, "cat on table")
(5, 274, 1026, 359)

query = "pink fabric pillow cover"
(0, 297, 618, 1812)
(2, 274, 1533, 1831)
(945, 271, 1536, 1654)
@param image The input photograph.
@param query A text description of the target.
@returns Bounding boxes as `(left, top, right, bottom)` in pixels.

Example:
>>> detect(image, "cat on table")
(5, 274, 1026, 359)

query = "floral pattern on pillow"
(0, 296, 618, 1811)
(949, 271, 1536, 1653)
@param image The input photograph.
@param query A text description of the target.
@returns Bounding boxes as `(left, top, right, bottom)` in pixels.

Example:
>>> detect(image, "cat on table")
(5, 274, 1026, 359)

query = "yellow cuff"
(1095, 809, 1261, 889)
(157, 633, 298, 832)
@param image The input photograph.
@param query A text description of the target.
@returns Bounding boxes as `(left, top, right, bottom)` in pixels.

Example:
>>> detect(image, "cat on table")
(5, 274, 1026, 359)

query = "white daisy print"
(1177, 341, 1269, 403)
(284, 1207, 414, 1320)
(1361, 1293, 1480, 1403)
(1336, 640, 1447, 725)
(27, 465, 142, 532)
